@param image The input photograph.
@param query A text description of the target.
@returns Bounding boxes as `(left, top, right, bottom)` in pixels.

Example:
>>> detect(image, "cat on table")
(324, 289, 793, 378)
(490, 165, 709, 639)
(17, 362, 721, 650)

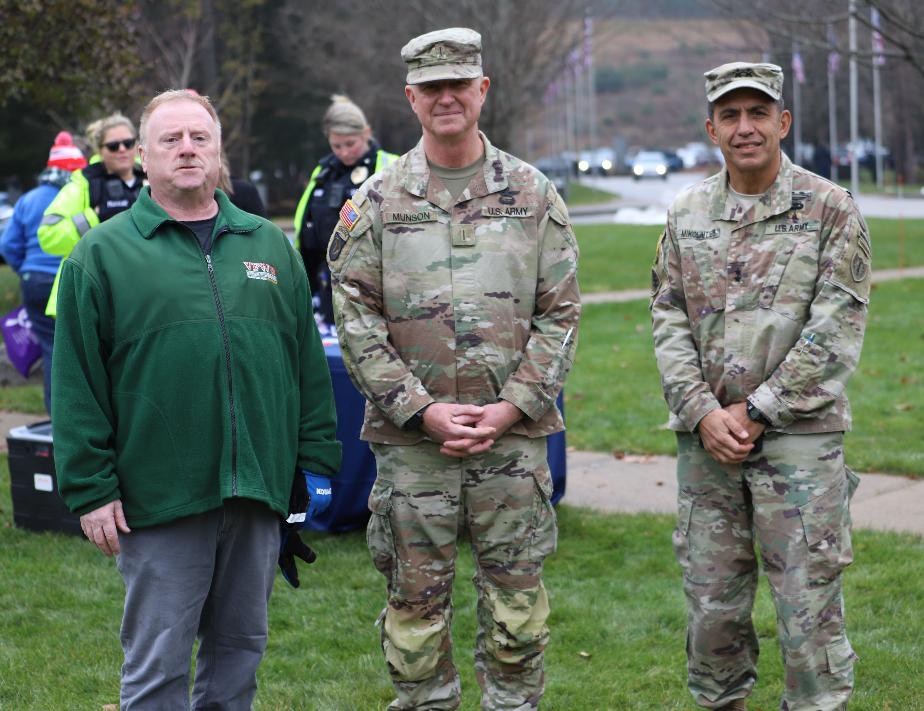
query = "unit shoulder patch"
(327, 225, 351, 263)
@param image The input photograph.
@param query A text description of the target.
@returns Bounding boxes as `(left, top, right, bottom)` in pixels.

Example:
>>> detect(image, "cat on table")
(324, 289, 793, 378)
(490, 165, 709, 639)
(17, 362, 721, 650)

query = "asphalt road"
(572, 171, 924, 224)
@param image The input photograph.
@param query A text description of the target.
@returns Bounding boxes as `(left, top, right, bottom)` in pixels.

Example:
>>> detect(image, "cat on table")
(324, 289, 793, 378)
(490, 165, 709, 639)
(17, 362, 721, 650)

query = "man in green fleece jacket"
(52, 90, 341, 709)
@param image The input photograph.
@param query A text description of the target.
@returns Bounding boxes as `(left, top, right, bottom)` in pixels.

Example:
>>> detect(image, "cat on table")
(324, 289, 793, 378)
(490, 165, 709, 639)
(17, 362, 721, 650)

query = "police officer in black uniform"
(293, 95, 395, 332)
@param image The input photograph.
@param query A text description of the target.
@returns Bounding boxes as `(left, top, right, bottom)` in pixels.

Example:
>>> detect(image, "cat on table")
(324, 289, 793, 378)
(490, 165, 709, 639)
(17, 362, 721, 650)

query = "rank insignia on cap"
(339, 199, 360, 231)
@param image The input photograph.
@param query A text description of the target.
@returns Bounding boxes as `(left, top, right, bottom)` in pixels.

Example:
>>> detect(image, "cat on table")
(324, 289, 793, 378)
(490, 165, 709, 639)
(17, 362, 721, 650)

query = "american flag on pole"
(583, 15, 593, 69)
(339, 199, 360, 231)
(871, 8, 886, 66)
(827, 23, 840, 75)
(792, 51, 806, 84)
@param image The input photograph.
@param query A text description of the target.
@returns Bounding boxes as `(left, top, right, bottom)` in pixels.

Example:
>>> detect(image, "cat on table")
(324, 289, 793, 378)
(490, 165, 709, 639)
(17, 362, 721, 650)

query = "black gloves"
(278, 468, 316, 588)
(278, 528, 317, 588)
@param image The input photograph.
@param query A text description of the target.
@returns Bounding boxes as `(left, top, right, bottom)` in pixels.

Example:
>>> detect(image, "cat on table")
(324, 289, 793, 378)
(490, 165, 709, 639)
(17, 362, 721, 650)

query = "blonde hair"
(85, 113, 136, 154)
(138, 89, 222, 148)
(322, 95, 369, 136)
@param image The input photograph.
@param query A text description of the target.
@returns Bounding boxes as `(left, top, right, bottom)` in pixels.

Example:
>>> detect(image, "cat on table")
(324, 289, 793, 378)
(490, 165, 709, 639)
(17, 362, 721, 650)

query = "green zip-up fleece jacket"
(53, 187, 342, 528)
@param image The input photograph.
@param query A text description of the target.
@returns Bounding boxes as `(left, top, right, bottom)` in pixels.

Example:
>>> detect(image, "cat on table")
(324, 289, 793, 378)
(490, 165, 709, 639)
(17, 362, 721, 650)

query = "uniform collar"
(402, 131, 509, 212)
(131, 186, 262, 239)
(710, 151, 795, 228)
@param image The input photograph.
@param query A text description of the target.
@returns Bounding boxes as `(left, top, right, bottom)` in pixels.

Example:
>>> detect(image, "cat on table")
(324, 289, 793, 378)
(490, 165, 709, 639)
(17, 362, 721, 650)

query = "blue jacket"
(1, 176, 66, 275)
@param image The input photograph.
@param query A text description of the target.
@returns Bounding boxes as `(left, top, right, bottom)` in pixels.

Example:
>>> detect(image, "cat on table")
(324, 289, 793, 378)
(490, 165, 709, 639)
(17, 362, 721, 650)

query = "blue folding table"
(308, 342, 567, 533)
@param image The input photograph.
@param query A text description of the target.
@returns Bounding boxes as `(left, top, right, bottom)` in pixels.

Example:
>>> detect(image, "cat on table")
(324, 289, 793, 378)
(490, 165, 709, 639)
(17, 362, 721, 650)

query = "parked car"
(676, 141, 714, 169)
(534, 155, 571, 201)
(576, 147, 617, 176)
(663, 150, 684, 172)
(630, 150, 670, 180)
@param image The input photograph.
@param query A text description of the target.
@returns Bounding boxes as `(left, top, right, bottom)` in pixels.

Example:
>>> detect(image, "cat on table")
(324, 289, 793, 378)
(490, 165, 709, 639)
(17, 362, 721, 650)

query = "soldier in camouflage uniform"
(328, 28, 580, 710)
(651, 62, 870, 711)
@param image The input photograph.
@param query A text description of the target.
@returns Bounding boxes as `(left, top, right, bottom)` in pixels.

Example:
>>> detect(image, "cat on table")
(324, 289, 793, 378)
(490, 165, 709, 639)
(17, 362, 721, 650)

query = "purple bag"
(2, 305, 42, 377)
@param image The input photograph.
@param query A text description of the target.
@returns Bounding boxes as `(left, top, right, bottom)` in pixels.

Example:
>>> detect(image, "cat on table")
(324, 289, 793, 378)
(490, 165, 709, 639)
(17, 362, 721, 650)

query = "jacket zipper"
(203, 227, 238, 495)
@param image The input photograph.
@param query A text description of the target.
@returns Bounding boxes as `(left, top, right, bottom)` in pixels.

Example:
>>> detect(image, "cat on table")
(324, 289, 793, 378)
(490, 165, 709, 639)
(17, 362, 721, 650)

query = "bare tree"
(272, 0, 592, 157)
(709, 0, 924, 182)
(134, 0, 269, 173)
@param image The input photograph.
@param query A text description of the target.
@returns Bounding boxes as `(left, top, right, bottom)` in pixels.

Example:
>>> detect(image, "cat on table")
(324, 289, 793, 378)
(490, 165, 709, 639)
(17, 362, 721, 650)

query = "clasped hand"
(421, 401, 523, 458)
(698, 403, 764, 464)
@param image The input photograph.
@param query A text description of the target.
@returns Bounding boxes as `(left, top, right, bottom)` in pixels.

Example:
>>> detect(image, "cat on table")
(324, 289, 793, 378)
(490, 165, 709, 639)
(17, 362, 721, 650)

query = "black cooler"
(7, 421, 81, 535)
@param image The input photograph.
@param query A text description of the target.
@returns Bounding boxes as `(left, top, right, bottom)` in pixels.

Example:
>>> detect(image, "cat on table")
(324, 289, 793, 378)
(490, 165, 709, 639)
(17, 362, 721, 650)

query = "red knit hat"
(47, 131, 87, 171)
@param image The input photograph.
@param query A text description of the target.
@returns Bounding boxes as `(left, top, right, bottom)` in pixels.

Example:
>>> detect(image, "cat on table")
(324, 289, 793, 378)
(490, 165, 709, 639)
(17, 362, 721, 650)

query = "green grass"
(0, 264, 20, 315)
(566, 278, 924, 476)
(1, 454, 923, 709)
(0, 385, 46, 414)
(565, 182, 618, 206)
(573, 217, 924, 294)
(839, 170, 924, 197)
(846, 279, 924, 474)
(574, 224, 661, 292)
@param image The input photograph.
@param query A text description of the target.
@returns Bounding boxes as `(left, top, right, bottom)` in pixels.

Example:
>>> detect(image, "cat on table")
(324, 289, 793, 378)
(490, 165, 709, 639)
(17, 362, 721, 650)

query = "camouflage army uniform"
(328, 132, 580, 710)
(651, 152, 870, 710)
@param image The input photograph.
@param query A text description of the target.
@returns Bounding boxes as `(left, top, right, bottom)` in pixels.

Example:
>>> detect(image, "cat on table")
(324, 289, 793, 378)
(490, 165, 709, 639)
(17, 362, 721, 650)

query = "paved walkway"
(570, 176, 924, 222)
(583, 264, 924, 305)
(563, 451, 924, 537)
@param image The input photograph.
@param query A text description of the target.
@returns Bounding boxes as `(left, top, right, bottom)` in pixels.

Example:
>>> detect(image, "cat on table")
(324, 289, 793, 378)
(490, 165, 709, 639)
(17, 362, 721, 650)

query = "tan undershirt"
(429, 155, 485, 203)
(729, 184, 764, 221)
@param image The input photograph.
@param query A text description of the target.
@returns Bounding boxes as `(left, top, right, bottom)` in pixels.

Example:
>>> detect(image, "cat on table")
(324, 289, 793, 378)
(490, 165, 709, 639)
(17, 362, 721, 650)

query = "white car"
(630, 151, 669, 180)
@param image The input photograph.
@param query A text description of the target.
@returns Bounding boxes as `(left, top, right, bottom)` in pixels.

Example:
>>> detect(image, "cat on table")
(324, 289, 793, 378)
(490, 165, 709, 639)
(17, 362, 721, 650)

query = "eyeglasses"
(103, 138, 137, 152)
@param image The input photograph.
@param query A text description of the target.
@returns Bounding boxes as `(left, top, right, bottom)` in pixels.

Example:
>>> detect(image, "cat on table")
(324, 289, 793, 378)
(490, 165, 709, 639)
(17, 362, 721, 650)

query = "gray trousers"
(116, 498, 279, 710)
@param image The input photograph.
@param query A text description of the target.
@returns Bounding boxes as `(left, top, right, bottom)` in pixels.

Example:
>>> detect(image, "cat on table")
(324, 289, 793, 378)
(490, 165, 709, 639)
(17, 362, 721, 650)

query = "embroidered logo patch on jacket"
(243, 261, 278, 284)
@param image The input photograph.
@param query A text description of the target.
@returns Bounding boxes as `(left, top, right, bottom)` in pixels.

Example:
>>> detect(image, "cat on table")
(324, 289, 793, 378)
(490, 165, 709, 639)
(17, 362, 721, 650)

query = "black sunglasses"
(103, 138, 136, 152)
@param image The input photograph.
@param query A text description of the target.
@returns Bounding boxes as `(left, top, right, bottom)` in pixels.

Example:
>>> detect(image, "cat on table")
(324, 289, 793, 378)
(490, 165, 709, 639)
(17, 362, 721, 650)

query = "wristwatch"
(746, 400, 771, 426)
(403, 404, 431, 431)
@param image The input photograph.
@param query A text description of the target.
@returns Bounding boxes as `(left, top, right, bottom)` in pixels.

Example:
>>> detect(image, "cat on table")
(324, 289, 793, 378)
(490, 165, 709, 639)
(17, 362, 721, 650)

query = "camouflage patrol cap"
(401, 28, 482, 85)
(704, 62, 784, 102)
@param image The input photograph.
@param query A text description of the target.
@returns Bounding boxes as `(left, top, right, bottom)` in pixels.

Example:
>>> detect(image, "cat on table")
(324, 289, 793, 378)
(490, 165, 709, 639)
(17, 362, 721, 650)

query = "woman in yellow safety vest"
(293, 95, 396, 333)
(38, 112, 145, 317)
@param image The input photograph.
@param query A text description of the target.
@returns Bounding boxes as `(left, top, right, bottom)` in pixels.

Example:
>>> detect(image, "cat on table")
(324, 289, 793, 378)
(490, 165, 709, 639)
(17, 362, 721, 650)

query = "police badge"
(351, 165, 369, 185)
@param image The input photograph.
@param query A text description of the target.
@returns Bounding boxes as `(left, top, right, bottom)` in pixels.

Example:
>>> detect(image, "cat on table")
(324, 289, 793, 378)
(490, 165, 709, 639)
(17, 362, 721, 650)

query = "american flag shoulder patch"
(339, 199, 360, 231)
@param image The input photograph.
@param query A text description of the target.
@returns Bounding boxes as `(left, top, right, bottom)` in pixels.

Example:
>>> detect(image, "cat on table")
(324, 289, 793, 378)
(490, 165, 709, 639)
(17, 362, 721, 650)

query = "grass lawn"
(566, 278, 924, 476)
(574, 217, 924, 294)
(566, 182, 618, 206)
(0, 264, 19, 315)
(1, 453, 923, 709)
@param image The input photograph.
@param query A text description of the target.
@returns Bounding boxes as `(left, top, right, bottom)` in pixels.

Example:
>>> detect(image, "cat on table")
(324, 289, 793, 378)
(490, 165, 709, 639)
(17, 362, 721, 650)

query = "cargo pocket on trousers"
(672, 492, 695, 577)
(528, 465, 557, 563)
(825, 635, 858, 674)
(367, 479, 397, 587)
(798, 475, 853, 587)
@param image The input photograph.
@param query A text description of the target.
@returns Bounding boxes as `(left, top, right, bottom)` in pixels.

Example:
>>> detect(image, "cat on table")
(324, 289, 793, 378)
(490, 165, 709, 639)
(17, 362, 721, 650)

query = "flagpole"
(827, 23, 839, 182)
(849, 0, 859, 197)
(792, 41, 802, 165)
(871, 7, 885, 190)
(586, 14, 597, 156)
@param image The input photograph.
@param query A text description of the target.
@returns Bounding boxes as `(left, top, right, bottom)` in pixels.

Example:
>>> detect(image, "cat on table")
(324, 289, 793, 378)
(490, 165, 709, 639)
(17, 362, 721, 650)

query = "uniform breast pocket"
(758, 232, 819, 321)
(679, 239, 725, 323)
